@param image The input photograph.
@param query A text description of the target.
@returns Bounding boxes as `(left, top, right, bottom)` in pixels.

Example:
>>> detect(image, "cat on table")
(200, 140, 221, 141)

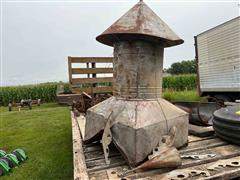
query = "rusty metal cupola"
(84, 0, 188, 167)
(96, 0, 183, 47)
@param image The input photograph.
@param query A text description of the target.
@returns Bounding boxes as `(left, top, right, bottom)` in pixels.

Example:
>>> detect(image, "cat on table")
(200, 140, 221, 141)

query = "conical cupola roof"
(96, 0, 183, 47)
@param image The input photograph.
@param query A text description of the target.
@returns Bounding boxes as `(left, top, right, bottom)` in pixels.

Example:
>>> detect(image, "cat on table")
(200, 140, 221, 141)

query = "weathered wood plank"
(68, 56, 73, 84)
(89, 166, 128, 178)
(188, 135, 216, 143)
(71, 112, 89, 180)
(89, 171, 108, 180)
(180, 138, 228, 154)
(72, 68, 113, 74)
(76, 115, 86, 140)
(83, 145, 102, 153)
(72, 77, 113, 85)
(88, 160, 126, 173)
(72, 86, 113, 94)
(70, 57, 113, 63)
(86, 152, 121, 163)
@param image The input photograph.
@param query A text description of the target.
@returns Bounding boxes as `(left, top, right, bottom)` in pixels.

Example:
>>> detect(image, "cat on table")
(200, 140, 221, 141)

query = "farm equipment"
(213, 105, 240, 145)
(8, 99, 41, 111)
(173, 97, 224, 126)
(0, 149, 27, 176)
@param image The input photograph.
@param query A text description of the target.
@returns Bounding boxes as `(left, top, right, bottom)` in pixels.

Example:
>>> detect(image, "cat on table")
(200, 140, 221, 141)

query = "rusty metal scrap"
(119, 127, 182, 177)
(72, 92, 111, 116)
(207, 157, 240, 171)
(102, 112, 113, 165)
(165, 169, 210, 179)
(181, 154, 216, 160)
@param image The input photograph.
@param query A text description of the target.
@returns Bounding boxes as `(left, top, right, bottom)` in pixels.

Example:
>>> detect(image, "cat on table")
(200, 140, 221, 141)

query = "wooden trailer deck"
(72, 112, 240, 180)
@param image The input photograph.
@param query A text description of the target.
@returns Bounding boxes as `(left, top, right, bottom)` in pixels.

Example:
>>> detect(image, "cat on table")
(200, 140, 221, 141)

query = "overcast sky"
(1, 0, 239, 86)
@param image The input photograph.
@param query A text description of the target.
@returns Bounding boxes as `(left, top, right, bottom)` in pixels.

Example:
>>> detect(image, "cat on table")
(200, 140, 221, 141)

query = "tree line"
(165, 59, 196, 75)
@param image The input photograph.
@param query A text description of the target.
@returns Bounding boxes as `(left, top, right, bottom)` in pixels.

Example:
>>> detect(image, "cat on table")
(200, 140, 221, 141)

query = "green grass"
(163, 90, 207, 102)
(0, 103, 73, 180)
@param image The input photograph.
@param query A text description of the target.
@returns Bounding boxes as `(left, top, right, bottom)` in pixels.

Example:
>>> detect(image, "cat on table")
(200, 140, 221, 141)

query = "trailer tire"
(213, 105, 240, 145)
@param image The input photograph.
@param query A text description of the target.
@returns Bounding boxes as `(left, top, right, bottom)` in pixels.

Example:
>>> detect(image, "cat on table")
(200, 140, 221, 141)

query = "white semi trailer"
(195, 17, 240, 101)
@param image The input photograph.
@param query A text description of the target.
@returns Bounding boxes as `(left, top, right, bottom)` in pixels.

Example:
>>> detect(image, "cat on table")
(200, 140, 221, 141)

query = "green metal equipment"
(0, 149, 27, 177)
(5, 154, 20, 166)
(0, 159, 11, 176)
(12, 149, 28, 162)
(0, 150, 7, 157)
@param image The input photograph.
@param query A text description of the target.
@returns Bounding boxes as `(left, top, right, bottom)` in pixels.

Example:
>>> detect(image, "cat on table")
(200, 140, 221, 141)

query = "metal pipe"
(113, 41, 163, 99)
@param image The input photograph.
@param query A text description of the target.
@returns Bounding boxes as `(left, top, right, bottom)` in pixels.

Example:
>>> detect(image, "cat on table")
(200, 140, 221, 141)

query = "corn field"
(0, 74, 197, 106)
(0, 83, 70, 106)
(162, 74, 197, 91)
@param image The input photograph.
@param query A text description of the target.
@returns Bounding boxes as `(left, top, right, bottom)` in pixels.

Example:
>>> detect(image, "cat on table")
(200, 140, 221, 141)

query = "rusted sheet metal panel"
(113, 41, 163, 99)
(72, 68, 113, 74)
(70, 57, 113, 63)
(72, 77, 113, 85)
(96, 1, 183, 47)
(196, 17, 240, 93)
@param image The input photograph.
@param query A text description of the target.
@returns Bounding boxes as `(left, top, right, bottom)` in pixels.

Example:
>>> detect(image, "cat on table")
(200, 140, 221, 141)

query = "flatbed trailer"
(71, 112, 240, 180)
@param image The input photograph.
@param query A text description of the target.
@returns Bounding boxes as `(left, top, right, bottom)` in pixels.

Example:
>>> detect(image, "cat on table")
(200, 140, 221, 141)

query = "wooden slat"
(77, 114, 86, 140)
(72, 77, 113, 85)
(70, 57, 113, 63)
(68, 56, 72, 84)
(72, 68, 113, 74)
(188, 135, 216, 143)
(72, 86, 113, 94)
(71, 112, 89, 180)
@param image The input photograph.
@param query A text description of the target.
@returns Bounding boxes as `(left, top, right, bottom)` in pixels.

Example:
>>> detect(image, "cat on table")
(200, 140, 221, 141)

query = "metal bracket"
(207, 158, 240, 171)
(167, 169, 210, 179)
(181, 153, 216, 160)
(102, 112, 113, 165)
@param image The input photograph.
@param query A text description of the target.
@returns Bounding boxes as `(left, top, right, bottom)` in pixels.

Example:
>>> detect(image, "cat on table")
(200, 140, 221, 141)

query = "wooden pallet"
(71, 112, 240, 180)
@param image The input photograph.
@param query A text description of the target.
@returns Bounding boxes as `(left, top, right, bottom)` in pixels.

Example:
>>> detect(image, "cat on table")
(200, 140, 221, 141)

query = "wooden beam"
(71, 112, 89, 180)
(68, 56, 73, 84)
(72, 86, 113, 94)
(70, 57, 113, 63)
(72, 77, 113, 85)
(72, 68, 113, 74)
